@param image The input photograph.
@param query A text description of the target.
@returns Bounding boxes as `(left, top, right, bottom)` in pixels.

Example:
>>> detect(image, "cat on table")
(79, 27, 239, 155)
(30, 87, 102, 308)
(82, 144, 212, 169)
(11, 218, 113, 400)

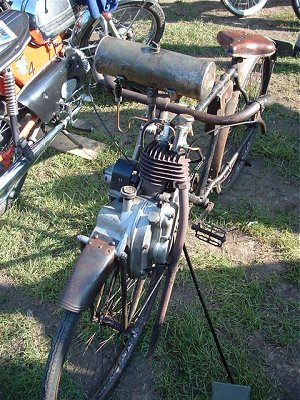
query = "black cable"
(183, 244, 235, 384)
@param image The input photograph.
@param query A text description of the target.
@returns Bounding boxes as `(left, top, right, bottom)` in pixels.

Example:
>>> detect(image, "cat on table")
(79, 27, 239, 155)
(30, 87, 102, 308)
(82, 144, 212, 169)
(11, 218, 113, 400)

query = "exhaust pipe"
(0, 122, 64, 200)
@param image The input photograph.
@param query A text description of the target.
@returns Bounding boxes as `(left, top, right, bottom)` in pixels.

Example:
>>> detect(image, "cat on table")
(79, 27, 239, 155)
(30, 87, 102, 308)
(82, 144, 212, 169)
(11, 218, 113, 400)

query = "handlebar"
(103, 75, 274, 126)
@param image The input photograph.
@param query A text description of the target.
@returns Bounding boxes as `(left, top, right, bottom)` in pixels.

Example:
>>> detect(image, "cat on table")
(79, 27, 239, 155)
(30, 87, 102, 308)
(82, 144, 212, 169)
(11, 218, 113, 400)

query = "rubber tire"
(221, 0, 268, 17)
(291, 0, 300, 19)
(219, 56, 273, 190)
(41, 272, 161, 400)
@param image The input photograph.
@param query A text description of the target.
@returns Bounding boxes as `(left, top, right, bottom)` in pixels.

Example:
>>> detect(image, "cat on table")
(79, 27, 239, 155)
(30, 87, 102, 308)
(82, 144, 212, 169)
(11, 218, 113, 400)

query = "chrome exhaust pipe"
(0, 122, 64, 200)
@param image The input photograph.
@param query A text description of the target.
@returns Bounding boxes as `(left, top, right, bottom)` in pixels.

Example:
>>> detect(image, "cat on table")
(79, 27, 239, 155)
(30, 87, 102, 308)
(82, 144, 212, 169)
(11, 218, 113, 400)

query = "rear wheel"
(219, 56, 273, 190)
(221, 0, 267, 17)
(41, 266, 162, 399)
(79, 1, 165, 60)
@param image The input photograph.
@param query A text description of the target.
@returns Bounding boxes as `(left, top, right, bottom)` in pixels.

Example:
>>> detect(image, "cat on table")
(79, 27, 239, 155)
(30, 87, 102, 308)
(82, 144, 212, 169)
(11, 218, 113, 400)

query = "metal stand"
(183, 244, 235, 384)
(61, 129, 83, 149)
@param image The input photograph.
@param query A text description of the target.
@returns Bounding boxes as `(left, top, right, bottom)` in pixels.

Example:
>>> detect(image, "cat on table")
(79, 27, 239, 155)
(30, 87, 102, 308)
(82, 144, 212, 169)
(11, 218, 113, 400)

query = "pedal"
(192, 221, 226, 247)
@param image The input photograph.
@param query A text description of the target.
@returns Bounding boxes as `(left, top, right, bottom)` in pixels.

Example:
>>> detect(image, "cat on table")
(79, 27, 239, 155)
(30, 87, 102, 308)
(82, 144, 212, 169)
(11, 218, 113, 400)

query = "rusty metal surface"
(59, 235, 116, 312)
(148, 185, 190, 354)
(103, 75, 274, 125)
(96, 36, 216, 101)
(217, 30, 276, 58)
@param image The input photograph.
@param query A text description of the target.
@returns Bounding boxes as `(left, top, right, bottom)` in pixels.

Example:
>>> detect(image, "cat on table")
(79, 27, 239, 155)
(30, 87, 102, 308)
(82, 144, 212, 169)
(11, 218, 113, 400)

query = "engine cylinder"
(140, 141, 190, 196)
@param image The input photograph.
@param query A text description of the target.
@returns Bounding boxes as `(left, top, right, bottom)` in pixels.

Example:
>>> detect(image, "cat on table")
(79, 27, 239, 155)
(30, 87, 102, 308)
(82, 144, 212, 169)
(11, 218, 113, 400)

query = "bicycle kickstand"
(183, 244, 234, 383)
(183, 244, 252, 400)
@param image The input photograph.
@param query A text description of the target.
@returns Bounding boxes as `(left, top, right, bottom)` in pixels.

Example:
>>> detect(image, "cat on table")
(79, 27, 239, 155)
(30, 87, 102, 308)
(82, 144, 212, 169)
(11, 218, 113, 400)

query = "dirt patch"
(266, 339, 300, 400)
(0, 275, 60, 337)
(110, 355, 160, 400)
(218, 157, 299, 220)
(248, 331, 300, 400)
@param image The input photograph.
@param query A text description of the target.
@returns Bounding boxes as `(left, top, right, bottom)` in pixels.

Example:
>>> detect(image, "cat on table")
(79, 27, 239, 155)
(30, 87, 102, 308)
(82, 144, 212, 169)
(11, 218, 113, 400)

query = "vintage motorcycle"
(0, 0, 165, 214)
(40, 29, 276, 398)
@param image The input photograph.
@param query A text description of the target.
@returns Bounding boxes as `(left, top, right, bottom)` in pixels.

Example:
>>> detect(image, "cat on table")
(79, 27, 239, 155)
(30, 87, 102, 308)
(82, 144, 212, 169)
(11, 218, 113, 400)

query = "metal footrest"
(192, 221, 226, 247)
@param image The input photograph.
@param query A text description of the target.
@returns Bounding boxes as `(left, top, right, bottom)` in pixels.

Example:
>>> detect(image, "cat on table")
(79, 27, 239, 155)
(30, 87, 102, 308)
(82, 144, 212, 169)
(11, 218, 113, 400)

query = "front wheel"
(221, 0, 268, 17)
(40, 267, 162, 400)
(79, 1, 165, 60)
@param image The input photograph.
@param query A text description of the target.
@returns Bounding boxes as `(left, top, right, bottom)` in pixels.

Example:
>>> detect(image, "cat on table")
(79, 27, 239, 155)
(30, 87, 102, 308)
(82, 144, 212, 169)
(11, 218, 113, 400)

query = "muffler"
(0, 122, 64, 200)
(95, 36, 216, 101)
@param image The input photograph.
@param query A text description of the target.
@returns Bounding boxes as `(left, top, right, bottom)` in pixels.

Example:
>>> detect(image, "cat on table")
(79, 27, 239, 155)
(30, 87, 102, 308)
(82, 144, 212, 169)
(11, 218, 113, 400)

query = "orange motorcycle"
(0, 0, 165, 213)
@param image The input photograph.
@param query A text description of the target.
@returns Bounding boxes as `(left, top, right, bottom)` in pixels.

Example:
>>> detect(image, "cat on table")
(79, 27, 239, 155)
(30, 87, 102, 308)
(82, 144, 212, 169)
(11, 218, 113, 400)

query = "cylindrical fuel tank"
(95, 37, 216, 101)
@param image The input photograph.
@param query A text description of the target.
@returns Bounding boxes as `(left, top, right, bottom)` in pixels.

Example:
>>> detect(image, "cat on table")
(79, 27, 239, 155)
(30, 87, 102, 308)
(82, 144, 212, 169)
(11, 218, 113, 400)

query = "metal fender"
(58, 236, 116, 313)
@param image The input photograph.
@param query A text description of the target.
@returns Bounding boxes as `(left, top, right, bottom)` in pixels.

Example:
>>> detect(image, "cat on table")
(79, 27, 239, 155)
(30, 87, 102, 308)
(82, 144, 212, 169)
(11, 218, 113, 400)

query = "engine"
(93, 117, 191, 278)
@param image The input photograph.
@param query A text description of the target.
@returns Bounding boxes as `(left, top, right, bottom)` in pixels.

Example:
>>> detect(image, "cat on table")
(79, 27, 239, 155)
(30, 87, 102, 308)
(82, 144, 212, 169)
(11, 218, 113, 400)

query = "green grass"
(0, 1, 299, 399)
(253, 129, 300, 180)
(0, 313, 48, 399)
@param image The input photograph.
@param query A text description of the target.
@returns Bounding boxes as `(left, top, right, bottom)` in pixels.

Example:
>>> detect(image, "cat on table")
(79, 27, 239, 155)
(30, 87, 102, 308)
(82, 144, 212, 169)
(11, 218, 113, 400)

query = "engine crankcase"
(92, 187, 179, 278)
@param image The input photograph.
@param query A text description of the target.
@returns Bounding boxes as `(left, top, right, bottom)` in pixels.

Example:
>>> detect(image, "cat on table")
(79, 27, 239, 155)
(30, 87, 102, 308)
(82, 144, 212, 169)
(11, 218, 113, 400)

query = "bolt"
(142, 244, 149, 250)
(121, 185, 137, 200)
(148, 211, 160, 224)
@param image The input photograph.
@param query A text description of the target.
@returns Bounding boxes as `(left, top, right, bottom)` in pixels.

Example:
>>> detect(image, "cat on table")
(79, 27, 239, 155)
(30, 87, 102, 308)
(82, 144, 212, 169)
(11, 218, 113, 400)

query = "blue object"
(212, 382, 251, 400)
(79, 0, 119, 19)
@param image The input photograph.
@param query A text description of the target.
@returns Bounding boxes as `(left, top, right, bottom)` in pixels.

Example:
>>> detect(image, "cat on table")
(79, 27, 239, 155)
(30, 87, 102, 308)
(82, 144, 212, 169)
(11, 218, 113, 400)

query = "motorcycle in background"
(221, 0, 300, 18)
(0, 0, 165, 214)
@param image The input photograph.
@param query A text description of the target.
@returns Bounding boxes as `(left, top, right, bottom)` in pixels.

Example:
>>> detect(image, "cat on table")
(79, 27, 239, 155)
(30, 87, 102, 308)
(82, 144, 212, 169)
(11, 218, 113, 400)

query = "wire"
(140, 118, 163, 150)
(116, 102, 148, 133)
(88, 78, 133, 162)
(188, 119, 257, 148)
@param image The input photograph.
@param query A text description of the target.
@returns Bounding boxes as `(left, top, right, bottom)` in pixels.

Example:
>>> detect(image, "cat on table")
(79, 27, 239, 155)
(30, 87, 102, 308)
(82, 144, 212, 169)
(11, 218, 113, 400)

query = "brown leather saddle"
(217, 30, 276, 58)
